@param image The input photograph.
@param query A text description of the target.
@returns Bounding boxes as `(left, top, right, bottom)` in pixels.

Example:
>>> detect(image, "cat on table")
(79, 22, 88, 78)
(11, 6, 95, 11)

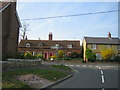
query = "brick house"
(82, 32, 120, 61)
(0, 0, 21, 60)
(18, 33, 81, 59)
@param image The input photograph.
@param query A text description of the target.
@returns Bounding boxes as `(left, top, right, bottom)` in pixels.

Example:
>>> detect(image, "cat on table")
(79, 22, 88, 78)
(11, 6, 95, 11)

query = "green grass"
(2, 69, 68, 88)
(52, 65, 72, 71)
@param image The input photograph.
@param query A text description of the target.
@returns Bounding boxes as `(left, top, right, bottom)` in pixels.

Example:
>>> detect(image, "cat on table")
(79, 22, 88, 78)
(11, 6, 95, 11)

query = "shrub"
(70, 52, 80, 59)
(51, 55, 57, 59)
(24, 52, 33, 59)
(85, 48, 96, 62)
(58, 50, 65, 59)
(64, 56, 72, 60)
(101, 48, 115, 60)
(37, 54, 44, 59)
(16, 52, 25, 59)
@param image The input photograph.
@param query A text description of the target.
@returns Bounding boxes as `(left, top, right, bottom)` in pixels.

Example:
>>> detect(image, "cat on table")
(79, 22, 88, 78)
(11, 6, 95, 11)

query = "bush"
(24, 52, 33, 59)
(37, 54, 44, 59)
(85, 48, 96, 62)
(70, 52, 80, 59)
(64, 56, 72, 60)
(16, 52, 25, 59)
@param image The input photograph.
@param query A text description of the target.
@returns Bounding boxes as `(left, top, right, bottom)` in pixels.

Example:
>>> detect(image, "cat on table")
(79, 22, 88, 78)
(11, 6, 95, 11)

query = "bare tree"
(19, 22, 29, 40)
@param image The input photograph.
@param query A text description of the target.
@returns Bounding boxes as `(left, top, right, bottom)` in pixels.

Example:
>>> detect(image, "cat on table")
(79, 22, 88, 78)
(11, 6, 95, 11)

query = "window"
(26, 43, 30, 47)
(67, 52, 71, 56)
(32, 52, 35, 56)
(92, 44, 96, 50)
(55, 44, 59, 47)
(96, 53, 102, 60)
(118, 45, 120, 50)
(107, 45, 111, 48)
(68, 44, 72, 48)
(39, 52, 42, 54)
(38, 44, 42, 47)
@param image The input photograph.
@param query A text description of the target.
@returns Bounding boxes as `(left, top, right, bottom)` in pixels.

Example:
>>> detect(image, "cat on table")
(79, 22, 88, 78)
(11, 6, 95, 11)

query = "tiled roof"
(84, 37, 120, 45)
(18, 40, 80, 49)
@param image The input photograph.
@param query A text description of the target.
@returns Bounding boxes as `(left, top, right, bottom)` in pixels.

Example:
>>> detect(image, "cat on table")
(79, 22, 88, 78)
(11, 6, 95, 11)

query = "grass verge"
(52, 65, 72, 71)
(2, 69, 68, 88)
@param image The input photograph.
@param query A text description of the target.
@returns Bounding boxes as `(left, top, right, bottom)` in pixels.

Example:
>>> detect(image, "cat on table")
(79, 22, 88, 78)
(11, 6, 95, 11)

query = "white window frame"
(38, 43, 42, 47)
(107, 45, 111, 48)
(26, 43, 30, 47)
(92, 44, 96, 50)
(32, 51, 35, 56)
(96, 53, 102, 60)
(55, 44, 59, 47)
(68, 44, 72, 48)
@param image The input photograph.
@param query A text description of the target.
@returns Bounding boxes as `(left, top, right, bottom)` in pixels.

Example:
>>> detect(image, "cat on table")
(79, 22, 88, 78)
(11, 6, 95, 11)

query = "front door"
(45, 52, 48, 59)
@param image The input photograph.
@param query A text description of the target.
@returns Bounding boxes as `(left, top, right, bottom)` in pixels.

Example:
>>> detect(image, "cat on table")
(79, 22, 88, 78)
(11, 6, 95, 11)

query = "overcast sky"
(17, 1, 118, 44)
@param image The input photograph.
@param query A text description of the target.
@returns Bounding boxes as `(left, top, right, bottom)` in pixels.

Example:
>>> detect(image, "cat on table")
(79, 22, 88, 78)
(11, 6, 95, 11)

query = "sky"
(17, 1, 118, 45)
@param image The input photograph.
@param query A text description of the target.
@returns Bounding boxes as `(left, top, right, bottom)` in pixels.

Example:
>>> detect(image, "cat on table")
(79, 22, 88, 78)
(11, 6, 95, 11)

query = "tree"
(58, 50, 65, 59)
(101, 48, 114, 60)
(85, 48, 96, 61)
(19, 22, 29, 40)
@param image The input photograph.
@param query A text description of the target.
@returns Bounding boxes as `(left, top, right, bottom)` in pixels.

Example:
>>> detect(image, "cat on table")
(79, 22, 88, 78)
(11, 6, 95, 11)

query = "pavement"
(42, 61, 119, 89)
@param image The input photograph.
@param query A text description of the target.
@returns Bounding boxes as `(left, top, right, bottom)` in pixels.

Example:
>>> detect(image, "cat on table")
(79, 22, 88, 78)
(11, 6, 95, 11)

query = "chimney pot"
(108, 32, 111, 39)
(49, 32, 53, 40)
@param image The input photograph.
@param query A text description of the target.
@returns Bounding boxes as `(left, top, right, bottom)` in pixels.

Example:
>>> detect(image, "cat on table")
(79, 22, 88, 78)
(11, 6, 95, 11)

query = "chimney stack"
(108, 32, 111, 39)
(49, 32, 53, 40)
(25, 36, 28, 40)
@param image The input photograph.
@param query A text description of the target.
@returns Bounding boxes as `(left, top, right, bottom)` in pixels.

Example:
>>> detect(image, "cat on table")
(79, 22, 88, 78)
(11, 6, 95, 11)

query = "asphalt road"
(43, 61, 119, 89)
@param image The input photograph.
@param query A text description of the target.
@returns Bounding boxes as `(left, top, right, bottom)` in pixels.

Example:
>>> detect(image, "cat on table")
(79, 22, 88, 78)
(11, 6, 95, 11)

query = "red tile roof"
(18, 40, 80, 49)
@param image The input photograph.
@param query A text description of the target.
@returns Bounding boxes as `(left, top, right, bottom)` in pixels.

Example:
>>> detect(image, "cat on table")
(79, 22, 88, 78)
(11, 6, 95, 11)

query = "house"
(82, 32, 120, 61)
(0, 0, 21, 60)
(18, 33, 81, 59)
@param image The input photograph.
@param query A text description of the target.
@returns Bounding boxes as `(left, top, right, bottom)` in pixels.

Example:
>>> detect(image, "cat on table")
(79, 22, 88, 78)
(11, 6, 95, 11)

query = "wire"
(20, 10, 118, 21)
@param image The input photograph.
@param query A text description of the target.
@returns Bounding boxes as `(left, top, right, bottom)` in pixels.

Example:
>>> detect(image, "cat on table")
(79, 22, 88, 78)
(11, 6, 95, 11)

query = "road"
(42, 61, 119, 89)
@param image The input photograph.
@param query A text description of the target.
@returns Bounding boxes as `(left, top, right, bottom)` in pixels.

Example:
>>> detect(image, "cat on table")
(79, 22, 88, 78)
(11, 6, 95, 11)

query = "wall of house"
(7, 2, 19, 58)
(18, 47, 80, 59)
(0, 9, 2, 61)
(82, 39, 87, 61)
(86, 44, 119, 59)
(2, 2, 19, 60)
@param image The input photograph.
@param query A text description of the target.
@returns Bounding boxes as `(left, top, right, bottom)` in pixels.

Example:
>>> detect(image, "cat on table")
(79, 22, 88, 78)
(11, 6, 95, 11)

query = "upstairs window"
(38, 43, 42, 47)
(92, 44, 96, 50)
(55, 44, 60, 47)
(118, 45, 120, 50)
(68, 44, 72, 48)
(26, 43, 30, 47)
(107, 45, 111, 48)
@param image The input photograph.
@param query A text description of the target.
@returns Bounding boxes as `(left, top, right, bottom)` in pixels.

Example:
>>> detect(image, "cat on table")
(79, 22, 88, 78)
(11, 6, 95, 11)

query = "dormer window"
(68, 44, 72, 48)
(26, 43, 30, 47)
(38, 43, 42, 47)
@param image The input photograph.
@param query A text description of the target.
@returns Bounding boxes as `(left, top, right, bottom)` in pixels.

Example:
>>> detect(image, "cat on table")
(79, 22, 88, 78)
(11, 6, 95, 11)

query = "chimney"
(108, 32, 111, 39)
(49, 32, 53, 41)
(25, 36, 28, 40)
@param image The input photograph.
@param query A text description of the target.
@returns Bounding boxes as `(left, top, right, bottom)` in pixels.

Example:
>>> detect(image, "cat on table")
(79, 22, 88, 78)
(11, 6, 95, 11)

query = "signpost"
(51, 45, 62, 65)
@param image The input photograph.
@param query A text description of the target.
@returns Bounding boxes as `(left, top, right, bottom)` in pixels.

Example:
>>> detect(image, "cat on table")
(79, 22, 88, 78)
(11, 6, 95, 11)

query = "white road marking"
(82, 65, 87, 67)
(101, 70, 103, 75)
(96, 66, 101, 69)
(101, 75, 105, 83)
(102, 88, 105, 90)
(65, 64, 69, 66)
(76, 65, 80, 67)
(70, 65, 74, 67)
(89, 65, 93, 67)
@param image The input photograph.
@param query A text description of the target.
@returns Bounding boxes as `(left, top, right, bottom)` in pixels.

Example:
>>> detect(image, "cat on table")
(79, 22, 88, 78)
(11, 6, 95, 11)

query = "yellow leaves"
(101, 48, 114, 60)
